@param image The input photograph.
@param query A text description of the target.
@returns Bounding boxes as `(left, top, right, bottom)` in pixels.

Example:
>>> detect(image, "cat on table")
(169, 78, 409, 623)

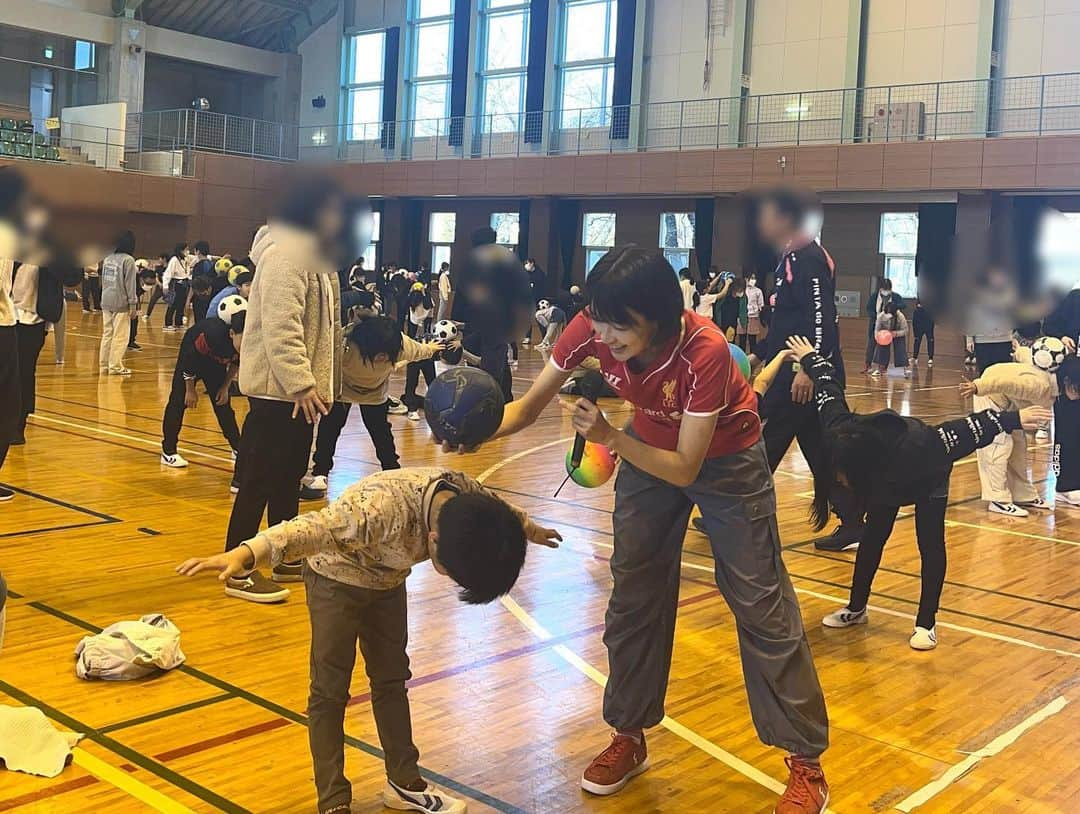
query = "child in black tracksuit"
(787, 335, 1049, 651)
(910, 298, 934, 367)
(160, 311, 245, 468)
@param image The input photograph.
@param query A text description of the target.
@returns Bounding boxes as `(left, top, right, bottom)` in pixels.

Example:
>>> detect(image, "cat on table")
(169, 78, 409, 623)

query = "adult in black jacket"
(788, 335, 1050, 651)
(745, 188, 863, 552)
(1044, 289, 1080, 505)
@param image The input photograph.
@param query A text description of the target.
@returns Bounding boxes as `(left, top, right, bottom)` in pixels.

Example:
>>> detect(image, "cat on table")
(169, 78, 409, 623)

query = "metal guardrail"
(124, 71, 1080, 164)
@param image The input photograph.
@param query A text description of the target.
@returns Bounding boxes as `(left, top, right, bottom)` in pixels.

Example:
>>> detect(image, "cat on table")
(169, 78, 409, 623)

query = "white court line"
(893, 696, 1069, 812)
(66, 329, 178, 352)
(28, 413, 235, 466)
(943, 518, 1079, 547)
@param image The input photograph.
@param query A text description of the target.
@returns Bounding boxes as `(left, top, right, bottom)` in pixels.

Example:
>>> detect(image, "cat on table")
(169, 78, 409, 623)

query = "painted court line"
(72, 748, 198, 814)
(893, 695, 1069, 812)
(29, 413, 235, 465)
(944, 518, 1079, 547)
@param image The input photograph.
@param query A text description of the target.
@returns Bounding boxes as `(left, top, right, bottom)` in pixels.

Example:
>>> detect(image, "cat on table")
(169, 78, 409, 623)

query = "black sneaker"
(814, 524, 861, 552)
(0, 486, 14, 502)
(224, 571, 289, 603)
(271, 562, 303, 583)
(299, 476, 327, 501)
(127, 342, 142, 351)
(230, 477, 240, 494)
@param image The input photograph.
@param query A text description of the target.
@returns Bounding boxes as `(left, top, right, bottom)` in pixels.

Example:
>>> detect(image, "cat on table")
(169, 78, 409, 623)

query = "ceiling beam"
(249, 0, 311, 19)
(151, 0, 204, 28)
(111, 0, 146, 17)
(283, 0, 339, 48)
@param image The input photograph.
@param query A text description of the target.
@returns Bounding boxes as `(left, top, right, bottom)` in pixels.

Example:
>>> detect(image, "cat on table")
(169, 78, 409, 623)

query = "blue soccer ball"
(423, 367, 505, 447)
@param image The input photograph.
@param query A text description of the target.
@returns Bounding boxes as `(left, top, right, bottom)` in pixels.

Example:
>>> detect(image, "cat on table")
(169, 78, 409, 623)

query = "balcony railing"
(122, 71, 1080, 165)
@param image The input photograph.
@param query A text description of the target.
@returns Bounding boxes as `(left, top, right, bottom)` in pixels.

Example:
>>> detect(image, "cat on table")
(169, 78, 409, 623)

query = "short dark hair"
(191, 276, 212, 294)
(471, 226, 497, 247)
(233, 270, 254, 287)
(115, 230, 136, 256)
(229, 310, 247, 334)
(586, 246, 684, 342)
(1057, 354, 1080, 393)
(760, 185, 816, 227)
(276, 175, 343, 229)
(880, 278, 893, 291)
(348, 315, 403, 364)
(436, 492, 527, 604)
(173, 243, 188, 259)
(194, 240, 210, 255)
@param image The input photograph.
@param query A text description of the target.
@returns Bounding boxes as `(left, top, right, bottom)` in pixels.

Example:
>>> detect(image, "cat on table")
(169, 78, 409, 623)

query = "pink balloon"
(875, 329, 894, 347)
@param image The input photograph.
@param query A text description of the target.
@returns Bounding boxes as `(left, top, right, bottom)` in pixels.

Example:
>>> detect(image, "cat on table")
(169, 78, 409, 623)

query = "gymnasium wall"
(143, 55, 274, 121)
(746, 0, 853, 95)
(999, 0, 1080, 77)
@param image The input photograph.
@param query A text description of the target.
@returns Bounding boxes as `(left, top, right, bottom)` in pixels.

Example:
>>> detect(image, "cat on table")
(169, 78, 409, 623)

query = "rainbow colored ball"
(728, 342, 752, 380)
(565, 442, 618, 488)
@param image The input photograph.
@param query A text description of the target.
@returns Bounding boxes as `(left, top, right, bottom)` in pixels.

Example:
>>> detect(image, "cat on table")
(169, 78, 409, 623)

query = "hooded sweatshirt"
(238, 223, 342, 404)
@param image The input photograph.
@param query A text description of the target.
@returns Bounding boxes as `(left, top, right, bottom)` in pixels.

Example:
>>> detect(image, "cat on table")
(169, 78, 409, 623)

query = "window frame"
(490, 211, 521, 248)
(429, 212, 457, 270)
(582, 211, 616, 274)
(556, 0, 618, 131)
(361, 212, 382, 270)
(659, 212, 695, 271)
(407, 0, 456, 139)
(878, 212, 919, 299)
(476, 0, 531, 134)
(344, 29, 388, 143)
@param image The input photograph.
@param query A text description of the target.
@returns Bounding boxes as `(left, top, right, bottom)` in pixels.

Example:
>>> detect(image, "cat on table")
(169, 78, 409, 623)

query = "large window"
(362, 212, 382, 270)
(1038, 211, 1080, 293)
(345, 30, 386, 141)
(583, 212, 615, 274)
(879, 212, 919, 298)
(478, 0, 530, 133)
(491, 212, 520, 247)
(430, 211, 457, 269)
(408, 0, 455, 138)
(659, 212, 695, 271)
(558, 0, 617, 129)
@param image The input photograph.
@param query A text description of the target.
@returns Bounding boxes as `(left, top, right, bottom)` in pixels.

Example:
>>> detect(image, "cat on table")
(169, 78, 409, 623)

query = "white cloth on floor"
(74, 613, 186, 680)
(0, 706, 83, 777)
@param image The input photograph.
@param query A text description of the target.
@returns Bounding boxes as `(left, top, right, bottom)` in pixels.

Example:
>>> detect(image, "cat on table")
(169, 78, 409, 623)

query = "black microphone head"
(579, 370, 606, 403)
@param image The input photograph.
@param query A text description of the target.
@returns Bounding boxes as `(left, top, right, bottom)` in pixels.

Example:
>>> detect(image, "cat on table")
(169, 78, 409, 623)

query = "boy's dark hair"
(471, 226, 497, 247)
(138, 268, 157, 283)
(436, 492, 527, 604)
(115, 230, 136, 256)
(586, 246, 684, 343)
(1057, 354, 1080, 393)
(229, 310, 247, 334)
(880, 278, 893, 292)
(191, 276, 212, 294)
(760, 186, 815, 227)
(277, 175, 343, 230)
(194, 240, 210, 255)
(173, 243, 188, 260)
(233, 270, 254, 287)
(348, 315, 403, 364)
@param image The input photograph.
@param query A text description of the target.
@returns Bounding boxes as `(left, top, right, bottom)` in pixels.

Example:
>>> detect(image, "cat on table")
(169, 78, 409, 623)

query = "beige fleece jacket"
(340, 333, 438, 405)
(239, 223, 342, 404)
(971, 361, 1058, 410)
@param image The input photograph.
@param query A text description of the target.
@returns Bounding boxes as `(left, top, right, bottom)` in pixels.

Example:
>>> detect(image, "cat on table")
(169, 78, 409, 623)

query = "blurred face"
(525, 260, 534, 271)
(591, 308, 658, 363)
(756, 201, 792, 246)
(1066, 382, 1080, 400)
(314, 197, 345, 245)
(747, 276, 757, 287)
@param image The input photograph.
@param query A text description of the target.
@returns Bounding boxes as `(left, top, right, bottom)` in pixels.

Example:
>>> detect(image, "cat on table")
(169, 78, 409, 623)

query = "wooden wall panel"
(1035, 135, 1080, 188)
(883, 142, 933, 189)
(792, 146, 840, 190)
(837, 143, 884, 189)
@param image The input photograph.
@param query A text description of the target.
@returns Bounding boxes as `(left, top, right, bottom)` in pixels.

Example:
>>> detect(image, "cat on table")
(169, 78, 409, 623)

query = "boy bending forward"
(178, 467, 561, 814)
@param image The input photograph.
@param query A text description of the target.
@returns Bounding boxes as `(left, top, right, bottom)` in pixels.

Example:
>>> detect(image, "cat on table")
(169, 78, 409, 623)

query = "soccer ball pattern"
(1031, 336, 1068, 372)
(537, 299, 551, 311)
(217, 294, 247, 324)
(433, 320, 458, 341)
(215, 257, 234, 275)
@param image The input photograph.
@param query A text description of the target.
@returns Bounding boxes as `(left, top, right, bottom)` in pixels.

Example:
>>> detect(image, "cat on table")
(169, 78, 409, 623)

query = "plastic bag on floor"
(74, 613, 186, 680)
(0, 706, 83, 777)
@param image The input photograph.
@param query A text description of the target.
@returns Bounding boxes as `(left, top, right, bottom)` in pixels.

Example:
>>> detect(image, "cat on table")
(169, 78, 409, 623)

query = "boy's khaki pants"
(305, 567, 421, 813)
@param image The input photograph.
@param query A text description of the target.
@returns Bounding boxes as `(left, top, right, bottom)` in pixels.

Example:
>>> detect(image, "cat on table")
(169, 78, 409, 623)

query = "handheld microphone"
(570, 371, 606, 471)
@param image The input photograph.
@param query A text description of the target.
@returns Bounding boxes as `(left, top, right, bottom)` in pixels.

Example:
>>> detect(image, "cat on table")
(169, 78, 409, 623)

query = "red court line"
(152, 717, 291, 762)
(0, 775, 99, 811)
(348, 588, 720, 707)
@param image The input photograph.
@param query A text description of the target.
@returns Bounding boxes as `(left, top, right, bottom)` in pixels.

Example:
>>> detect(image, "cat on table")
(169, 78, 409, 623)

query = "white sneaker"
(163, 325, 176, 333)
(387, 398, 408, 416)
(383, 780, 466, 814)
(231, 448, 238, 465)
(869, 368, 882, 377)
(109, 367, 132, 376)
(927, 359, 934, 367)
(141, 314, 149, 321)
(1035, 428, 1049, 441)
(182, 316, 188, 325)
(55, 358, 64, 366)
(822, 607, 869, 628)
(1056, 490, 1080, 506)
(904, 368, 912, 378)
(909, 626, 937, 651)
(1016, 497, 1051, 511)
(910, 358, 918, 367)
(307, 475, 327, 491)
(407, 410, 421, 421)
(161, 452, 188, 468)
(989, 501, 1028, 517)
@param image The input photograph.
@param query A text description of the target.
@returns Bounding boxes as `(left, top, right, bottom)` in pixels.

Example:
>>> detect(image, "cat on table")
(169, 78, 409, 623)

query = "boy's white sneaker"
(1056, 490, 1080, 507)
(1016, 497, 1051, 511)
(407, 410, 421, 421)
(822, 607, 868, 628)
(1035, 428, 1049, 441)
(989, 501, 1028, 517)
(161, 452, 188, 468)
(910, 626, 937, 651)
(383, 780, 466, 814)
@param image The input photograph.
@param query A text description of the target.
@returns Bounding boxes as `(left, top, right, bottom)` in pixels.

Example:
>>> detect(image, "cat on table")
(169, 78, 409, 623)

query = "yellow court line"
(72, 748, 197, 814)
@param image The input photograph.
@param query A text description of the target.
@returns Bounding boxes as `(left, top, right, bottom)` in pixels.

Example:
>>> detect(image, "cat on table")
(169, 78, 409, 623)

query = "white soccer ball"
(217, 294, 247, 324)
(433, 320, 458, 341)
(1031, 336, 1068, 372)
(537, 299, 551, 311)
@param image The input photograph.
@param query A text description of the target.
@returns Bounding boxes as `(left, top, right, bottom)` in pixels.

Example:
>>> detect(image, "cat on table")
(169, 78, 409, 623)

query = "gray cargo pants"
(604, 438, 829, 757)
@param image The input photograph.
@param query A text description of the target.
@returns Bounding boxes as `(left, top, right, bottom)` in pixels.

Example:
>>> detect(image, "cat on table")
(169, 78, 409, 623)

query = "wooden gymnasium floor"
(1, 310, 1077, 814)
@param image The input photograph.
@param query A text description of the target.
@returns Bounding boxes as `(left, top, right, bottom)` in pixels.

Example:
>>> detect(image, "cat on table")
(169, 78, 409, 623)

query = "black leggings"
(913, 325, 934, 359)
(312, 400, 400, 475)
(847, 476, 949, 629)
(164, 281, 190, 328)
(401, 359, 436, 410)
(15, 322, 46, 429)
(161, 365, 240, 456)
(1055, 394, 1080, 493)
